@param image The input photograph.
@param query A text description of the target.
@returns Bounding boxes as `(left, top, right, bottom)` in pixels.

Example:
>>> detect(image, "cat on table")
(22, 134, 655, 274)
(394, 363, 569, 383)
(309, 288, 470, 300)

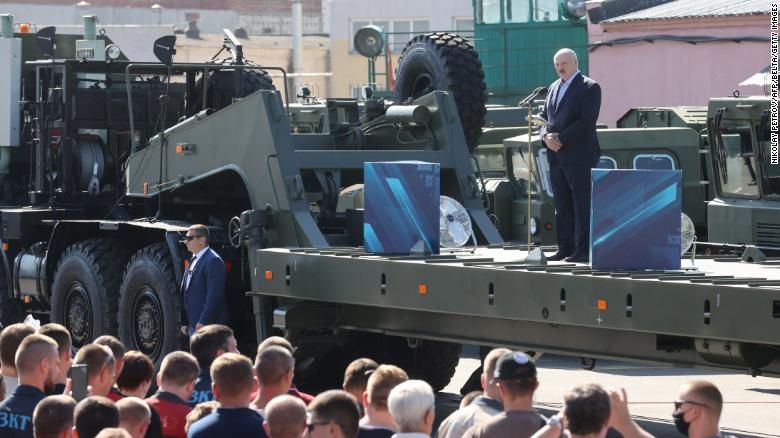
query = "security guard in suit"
(180, 224, 229, 337)
(539, 48, 601, 263)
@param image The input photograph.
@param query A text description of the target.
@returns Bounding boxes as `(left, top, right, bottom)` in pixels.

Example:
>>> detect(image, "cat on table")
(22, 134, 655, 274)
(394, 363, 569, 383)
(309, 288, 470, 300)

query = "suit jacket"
(181, 247, 229, 330)
(539, 72, 601, 166)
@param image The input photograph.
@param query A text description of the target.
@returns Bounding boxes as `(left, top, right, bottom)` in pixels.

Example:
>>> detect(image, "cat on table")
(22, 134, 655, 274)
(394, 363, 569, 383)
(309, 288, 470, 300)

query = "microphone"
(518, 86, 548, 107)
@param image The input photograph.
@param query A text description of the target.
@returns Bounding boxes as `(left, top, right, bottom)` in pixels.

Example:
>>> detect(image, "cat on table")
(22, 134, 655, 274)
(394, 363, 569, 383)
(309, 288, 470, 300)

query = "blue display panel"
(590, 169, 682, 270)
(364, 161, 440, 254)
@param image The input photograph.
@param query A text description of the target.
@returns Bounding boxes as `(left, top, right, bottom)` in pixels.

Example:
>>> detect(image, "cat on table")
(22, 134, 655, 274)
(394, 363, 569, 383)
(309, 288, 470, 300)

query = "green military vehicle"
(705, 96, 778, 250)
(1, 19, 778, 392)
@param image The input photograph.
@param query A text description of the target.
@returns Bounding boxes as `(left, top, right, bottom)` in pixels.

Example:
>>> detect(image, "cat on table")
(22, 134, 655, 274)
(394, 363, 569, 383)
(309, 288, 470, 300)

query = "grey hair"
(554, 48, 578, 64)
(388, 380, 435, 432)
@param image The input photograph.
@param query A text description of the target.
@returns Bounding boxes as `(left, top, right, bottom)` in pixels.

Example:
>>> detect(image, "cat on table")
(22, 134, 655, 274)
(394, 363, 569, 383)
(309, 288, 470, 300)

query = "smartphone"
(69, 364, 88, 401)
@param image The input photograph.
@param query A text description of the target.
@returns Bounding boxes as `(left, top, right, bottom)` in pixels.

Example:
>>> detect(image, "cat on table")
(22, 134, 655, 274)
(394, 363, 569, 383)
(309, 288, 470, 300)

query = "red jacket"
(146, 391, 192, 438)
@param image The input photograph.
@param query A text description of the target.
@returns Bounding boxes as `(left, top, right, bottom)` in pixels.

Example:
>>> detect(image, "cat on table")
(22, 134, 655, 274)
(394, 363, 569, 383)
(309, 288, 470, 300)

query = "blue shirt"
(187, 369, 215, 408)
(0, 385, 47, 438)
(555, 70, 581, 107)
(187, 407, 268, 438)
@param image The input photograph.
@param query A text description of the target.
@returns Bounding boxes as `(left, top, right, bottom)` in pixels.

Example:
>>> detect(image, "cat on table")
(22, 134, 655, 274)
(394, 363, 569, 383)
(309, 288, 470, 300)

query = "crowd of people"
(0, 321, 733, 438)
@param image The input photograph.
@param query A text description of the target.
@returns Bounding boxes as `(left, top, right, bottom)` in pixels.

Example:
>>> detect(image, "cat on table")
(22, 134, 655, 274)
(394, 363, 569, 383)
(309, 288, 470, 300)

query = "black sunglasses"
(181, 235, 203, 242)
(306, 420, 330, 433)
(674, 400, 709, 410)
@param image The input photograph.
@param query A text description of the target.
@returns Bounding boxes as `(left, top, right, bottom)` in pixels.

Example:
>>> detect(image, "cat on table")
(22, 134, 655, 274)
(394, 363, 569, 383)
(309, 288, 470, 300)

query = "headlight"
(529, 217, 539, 235)
(560, 0, 587, 19)
(105, 44, 122, 60)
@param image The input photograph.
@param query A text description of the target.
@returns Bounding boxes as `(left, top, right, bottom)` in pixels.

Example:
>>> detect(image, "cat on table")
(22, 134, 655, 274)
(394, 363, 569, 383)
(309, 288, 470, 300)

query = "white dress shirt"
(185, 246, 210, 290)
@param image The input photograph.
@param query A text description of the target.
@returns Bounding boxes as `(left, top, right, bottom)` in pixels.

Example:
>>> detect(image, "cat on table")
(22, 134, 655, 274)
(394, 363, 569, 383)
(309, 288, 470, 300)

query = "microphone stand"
(521, 92, 547, 265)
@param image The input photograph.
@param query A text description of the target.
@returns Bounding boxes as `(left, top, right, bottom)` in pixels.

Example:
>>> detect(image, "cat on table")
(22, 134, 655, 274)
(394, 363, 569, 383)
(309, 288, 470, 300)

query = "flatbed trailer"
(253, 246, 780, 377)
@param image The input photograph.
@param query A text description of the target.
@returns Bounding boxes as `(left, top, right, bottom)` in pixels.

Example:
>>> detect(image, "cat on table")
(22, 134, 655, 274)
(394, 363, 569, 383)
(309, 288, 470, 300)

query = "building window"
(351, 19, 430, 53)
(597, 156, 617, 169)
(476, 0, 501, 24)
(505, 0, 530, 23)
(533, 0, 560, 21)
(632, 154, 676, 170)
(454, 17, 474, 33)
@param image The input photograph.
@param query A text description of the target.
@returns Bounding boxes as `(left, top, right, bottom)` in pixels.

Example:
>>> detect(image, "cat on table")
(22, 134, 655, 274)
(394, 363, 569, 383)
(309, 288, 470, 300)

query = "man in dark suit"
(538, 48, 601, 263)
(180, 224, 229, 336)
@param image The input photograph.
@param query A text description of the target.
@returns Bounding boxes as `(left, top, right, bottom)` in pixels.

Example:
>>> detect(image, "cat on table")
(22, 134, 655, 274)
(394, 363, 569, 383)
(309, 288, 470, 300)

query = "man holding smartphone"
(180, 225, 229, 337)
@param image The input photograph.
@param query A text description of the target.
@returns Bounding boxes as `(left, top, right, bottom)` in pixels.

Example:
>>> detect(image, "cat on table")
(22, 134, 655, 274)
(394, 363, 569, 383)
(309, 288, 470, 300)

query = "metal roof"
(603, 0, 770, 23)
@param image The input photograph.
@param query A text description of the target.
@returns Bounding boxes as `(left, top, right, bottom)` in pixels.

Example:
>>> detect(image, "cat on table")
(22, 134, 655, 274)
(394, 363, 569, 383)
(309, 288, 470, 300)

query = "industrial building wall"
(587, 7, 769, 127)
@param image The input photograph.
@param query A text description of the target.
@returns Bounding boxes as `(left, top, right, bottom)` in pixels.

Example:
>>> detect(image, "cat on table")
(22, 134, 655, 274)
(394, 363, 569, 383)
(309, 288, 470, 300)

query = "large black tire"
(393, 32, 487, 153)
(190, 68, 275, 114)
(294, 332, 461, 393)
(50, 238, 130, 348)
(118, 243, 179, 366)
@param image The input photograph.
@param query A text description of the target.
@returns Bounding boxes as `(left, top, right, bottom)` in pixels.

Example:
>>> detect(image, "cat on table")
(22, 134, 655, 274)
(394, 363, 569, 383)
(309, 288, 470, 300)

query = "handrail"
(124, 62, 289, 151)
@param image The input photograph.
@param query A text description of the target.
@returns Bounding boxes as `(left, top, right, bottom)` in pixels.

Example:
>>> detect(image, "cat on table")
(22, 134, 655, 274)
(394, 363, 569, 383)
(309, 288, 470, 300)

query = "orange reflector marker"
(597, 299, 607, 311)
(545, 222, 553, 231)
(2, 243, 7, 252)
(176, 144, 184, 154)
(143, 182, 149, 196)
(418, 284, 427, 295)
(19, 23, 30, 33)
(265, 271, 273, 280)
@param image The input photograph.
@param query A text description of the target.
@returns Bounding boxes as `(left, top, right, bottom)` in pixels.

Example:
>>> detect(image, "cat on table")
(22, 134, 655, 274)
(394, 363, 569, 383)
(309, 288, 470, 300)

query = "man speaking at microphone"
(181, 224, 229, 336)
(538, 48, 601, 263)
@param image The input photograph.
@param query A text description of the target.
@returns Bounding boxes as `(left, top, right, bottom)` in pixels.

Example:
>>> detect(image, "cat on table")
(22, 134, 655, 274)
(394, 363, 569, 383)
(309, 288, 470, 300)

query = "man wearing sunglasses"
(180, 225, 229, 337)
(673, 380, 729, 438)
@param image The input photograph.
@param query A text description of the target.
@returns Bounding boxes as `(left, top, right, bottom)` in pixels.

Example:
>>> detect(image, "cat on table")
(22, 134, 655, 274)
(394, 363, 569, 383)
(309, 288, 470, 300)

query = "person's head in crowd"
(116, 351, 154, 398)
(388, 380, 435, 436)
(33, 394, 76, 438)
(184, 400, 219, 435)
(257, 336, 293, 355)
(253, 345, 294, 407)
(116, 397, 152, 438)
(157, 351, 199, 402)
(73, 344, 115, 397)
(74, 396, 120, 438)
(0, 323, 36, 379)
(38, 323, 73, 388)
(482, 347, 511, 402)
(211, 352, 256, 408)
(94, 428, 132, 438)
(263, 395, 307, 438)
(16, 333, 60, 393)
(460, 390, 482, 409)
(307, 390, 360, 438)
(94, 336, 126, 386)
(553, 48, 579, 83)
(342, 358, 378, 402)
(189, 324, 237, 372)
(361, 364, 408, 429)
(673, 380, 723, 438)
(493, 351, 538, 410)
(564, 383, 611, 438)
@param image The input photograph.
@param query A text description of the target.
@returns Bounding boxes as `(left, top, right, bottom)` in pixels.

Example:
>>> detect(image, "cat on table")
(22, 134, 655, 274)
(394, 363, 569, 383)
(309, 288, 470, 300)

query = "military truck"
(1, 19, 778, 392)
(705, 96, 778, 249)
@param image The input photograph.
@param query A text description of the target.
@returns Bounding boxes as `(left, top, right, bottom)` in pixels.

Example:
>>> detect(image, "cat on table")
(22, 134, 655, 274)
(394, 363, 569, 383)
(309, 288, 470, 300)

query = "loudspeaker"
(353, 25, 384, 58)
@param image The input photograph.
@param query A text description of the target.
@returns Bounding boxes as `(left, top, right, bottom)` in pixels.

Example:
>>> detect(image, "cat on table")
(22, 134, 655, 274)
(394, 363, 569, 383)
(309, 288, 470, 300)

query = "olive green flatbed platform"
(251, 246, 780, 376)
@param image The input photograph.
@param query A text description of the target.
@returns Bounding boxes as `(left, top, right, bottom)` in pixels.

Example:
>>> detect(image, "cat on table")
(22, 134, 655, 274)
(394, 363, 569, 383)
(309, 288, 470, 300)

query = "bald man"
(116, 397, 151, 438)
(263, 395, 307, 438)
(673, 380, 727, 438)
(0, 334, 60, 438)
(539, 48, 601, 263)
